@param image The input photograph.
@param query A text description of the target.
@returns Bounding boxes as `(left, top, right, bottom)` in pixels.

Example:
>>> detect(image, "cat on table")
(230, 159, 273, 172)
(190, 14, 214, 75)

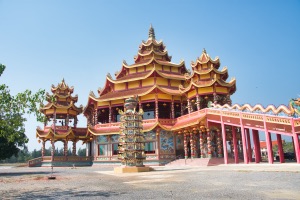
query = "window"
(112, 143, 119, 155)
(143, 111, 155, 119)
(99, 144, 108, 156)
(145, 142, 156, 154)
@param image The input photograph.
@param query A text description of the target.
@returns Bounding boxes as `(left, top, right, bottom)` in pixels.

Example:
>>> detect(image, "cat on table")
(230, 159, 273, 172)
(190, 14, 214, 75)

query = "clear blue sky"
(1, 1, 299, 151)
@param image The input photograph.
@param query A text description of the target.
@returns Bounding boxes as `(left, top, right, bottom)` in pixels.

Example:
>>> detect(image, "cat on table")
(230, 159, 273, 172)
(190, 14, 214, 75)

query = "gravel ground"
(0, 164, 299, 200)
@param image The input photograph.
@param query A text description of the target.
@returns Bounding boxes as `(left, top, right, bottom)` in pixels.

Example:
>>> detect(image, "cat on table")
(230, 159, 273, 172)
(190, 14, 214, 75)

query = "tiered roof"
(87, 25, 189, 103)
(40, 79, 83, 117)
(180, 49, 236, 95)
(36, 79, 88, 142)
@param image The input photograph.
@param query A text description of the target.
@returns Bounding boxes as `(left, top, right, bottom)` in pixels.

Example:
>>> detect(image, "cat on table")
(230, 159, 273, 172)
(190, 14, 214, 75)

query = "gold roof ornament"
(148, 24, 155, 40)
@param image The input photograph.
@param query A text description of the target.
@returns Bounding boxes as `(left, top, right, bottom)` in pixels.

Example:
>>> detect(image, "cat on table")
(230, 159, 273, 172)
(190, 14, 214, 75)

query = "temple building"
(31, 25, 300, 167)
(83, 25, 236, 165)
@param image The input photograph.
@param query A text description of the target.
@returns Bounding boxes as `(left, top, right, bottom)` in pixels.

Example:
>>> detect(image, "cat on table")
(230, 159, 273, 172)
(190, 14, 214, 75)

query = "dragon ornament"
(289, 98, 300, 116)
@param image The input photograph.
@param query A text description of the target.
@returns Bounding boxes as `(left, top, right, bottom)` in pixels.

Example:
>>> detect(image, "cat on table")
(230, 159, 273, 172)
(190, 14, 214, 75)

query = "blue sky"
(1, 1, 300, 151)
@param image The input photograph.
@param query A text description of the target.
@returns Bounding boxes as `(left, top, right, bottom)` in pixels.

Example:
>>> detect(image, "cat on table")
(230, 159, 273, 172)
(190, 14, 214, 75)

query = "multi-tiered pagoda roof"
(36, 79, 88, 142)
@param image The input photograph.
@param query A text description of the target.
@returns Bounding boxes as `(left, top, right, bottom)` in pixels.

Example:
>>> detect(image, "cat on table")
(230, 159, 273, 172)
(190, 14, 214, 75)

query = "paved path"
(1, 164, 299, 199)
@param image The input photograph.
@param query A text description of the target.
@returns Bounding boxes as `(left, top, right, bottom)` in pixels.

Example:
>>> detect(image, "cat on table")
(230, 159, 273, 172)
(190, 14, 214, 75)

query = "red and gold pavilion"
(33, 79, 91, 166)
(83, 25, 238, 165)
(31, 25, 300, 167)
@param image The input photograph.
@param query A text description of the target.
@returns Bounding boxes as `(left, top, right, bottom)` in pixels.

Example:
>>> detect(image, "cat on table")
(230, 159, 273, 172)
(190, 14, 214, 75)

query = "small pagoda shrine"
(35, 79, 90, 166)
(114, 97, 150, 173)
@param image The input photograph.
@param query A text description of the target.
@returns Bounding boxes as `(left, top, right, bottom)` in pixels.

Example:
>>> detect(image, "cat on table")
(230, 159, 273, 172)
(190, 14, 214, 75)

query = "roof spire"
(148, 24, 155, 40)
(203, 48, 207, 54)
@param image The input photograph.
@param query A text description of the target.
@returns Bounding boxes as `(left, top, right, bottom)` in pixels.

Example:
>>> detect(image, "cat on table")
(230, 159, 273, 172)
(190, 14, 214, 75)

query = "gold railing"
(28, 157, 43, 167)
(266, 116, 291, 125)
(28, 156, 93, 166)
(52, 156, 93, 162)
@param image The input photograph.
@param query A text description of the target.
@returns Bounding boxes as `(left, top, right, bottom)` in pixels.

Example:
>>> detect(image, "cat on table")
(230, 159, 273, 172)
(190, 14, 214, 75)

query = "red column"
(221, 122, 228, 164)
(239, 113, 249, 164)
(155, 98, 159, 119)
(232, 126, 239, 164)
(216, 129, 223, 158)
(252, 130, 260, 163)
(187, 99, 191, 114)
(246, 129, 252, 162)
(41, 140, 45, 158)
(276, 134, 284, 163)
(256, 132, 262, 162)
(265, 131, 274, 164)
(190, 132, 195, 158)
(240, 128, 249, 164)
(199, 130, 204, 158)
(109, 106, 112, 123)
(171, 101, 175, 119)
(293, 134, 300, 164)
(184, 132, 188, 159)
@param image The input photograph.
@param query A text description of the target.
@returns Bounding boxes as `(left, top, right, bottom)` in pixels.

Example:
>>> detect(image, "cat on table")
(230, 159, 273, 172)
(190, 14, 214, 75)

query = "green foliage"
(272, 142, 295, 155)
(1, 146, 87, 163)
(77, 148, 86, 156)
(0, 63, 45, 160)
(283, 142, 294, 153)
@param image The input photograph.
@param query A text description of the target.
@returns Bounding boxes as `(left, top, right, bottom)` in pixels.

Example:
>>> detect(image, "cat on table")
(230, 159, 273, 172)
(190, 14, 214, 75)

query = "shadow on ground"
(0, 171, 52, 177)
(8, 189, 125, 199)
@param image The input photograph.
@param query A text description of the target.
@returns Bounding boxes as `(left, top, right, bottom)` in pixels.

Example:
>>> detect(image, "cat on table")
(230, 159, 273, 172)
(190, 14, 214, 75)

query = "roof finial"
(203, 48, 207, 54)
(148, 24, 155, 40)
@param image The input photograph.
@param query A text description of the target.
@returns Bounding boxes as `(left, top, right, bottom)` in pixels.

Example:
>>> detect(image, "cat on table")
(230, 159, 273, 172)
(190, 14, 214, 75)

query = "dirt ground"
(1, 164, 300, 199)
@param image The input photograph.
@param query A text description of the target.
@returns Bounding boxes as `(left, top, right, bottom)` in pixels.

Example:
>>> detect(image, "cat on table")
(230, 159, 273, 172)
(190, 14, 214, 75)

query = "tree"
(0, 64, 45, 160)
(77, 148, 86, 156)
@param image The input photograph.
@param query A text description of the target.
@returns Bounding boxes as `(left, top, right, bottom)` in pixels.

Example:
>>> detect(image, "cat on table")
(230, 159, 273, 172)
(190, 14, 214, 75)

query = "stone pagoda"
(114, 96, 150, 173)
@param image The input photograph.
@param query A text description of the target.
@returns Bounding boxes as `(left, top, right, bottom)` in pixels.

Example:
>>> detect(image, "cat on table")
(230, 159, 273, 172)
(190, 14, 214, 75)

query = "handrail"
(28, 157, 43, 167)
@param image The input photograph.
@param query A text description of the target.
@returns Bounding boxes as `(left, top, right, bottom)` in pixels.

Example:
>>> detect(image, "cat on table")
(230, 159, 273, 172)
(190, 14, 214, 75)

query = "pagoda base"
(114, 166, 151, 173)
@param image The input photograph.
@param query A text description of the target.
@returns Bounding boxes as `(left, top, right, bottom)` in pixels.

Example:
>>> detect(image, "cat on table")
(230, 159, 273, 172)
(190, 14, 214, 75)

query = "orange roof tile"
(260, 141, 280, 149)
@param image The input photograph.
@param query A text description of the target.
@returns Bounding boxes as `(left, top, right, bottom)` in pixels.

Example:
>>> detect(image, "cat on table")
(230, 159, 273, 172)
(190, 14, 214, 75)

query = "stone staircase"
(166, 158, 238, 167)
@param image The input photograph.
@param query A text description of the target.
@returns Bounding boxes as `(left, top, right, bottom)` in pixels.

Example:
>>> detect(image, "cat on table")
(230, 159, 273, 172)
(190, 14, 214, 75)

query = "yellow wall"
(115, 83, 126, 91)
(170, 80, 181, 87)
(58, 98, 66, 101)
(45, 109, 54, 115)
(173, 96, 181, 101)
(192, 76, 199, 82)
(129, 68, 136, 74)
(198, 87, 213, 94)
(171, 67, 178, 73)
(56, 108, 67, 114)
(163, 66, 170, 72)
(141, 94, 155, 101)
(216, 87, 228, 93)
(128, 81, 139, 89)
(97, 101, 109, 107)
(146, 65, 152, 71)
(137, 67, 144, 72)
(187, 90, 197, 98)
(155, 64, 162, 70)
(142, 77, 154, 87)
(156, 77, 168, 86)
(144, 55, 152, 60)
(201, 73, 210, 79)
(201, 63, 208, 69)
(111, 99, 124, 105)
(158, 93, 172, 100)
(69, 110, 77, 115)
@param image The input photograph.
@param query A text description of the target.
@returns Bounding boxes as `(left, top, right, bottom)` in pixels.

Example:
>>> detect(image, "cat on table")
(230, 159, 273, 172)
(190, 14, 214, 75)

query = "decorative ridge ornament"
(148, 24, 155, 40)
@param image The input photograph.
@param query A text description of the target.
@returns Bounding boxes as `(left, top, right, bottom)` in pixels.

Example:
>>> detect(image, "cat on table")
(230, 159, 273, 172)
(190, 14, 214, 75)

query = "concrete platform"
(114, 166, 152, 173)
